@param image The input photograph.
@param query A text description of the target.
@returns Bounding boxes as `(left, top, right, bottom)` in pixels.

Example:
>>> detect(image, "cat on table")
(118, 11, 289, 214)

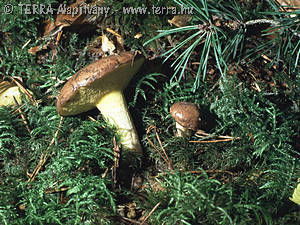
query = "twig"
(261, 54, 278, 70)
(28, 116, 64, 182)
(244, 19, 280, 26)
(41, 24, 64, 41)
(243, 18, 300, 38)
(146, 125, 173, 170)
(212, 15, 300, 38)
(10, 77, 36, 106)
(187, 169, 233, 176)
(112, 137, 120, 189)
(120, 217, 141, 225)
(205, 79, 219, 98)
(12, 96, 31, 134)
(156, 169, 234, 181)
(22, 39, 31, 49)
(146, 136, 168, 165)
(155, 129, 173, 170)
(140, 202, 161, 225)
(189, 138, 235, 143)
(44, 186, 70, 194)
(88, 115, 107, 129)
(88, 115, 97, 122)
(195, 129, 240, 141)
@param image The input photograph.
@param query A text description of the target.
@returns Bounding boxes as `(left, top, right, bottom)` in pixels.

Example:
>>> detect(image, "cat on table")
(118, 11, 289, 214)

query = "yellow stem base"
(96, 91, 142, 153)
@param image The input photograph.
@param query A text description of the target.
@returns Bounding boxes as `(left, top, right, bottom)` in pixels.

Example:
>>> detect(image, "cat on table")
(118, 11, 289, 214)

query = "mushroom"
(0, 81, 30, 107)
(170, 101, 200, 137)
(56, 52, 144, 153)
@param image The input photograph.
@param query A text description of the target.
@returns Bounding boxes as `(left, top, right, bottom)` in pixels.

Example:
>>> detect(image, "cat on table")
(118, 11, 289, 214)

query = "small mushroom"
(170, 101, 200, 137)
(56, 52, 144, 153)
(0, 81, 30, 107)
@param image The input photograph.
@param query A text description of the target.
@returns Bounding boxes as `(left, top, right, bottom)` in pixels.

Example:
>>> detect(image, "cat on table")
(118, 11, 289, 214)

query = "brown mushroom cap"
(57, 52, 144, 116)
(170, 102, 200, 131)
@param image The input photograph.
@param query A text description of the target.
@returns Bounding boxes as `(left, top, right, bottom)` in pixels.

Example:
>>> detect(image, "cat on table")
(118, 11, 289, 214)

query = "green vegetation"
(0, 0, 299, 224)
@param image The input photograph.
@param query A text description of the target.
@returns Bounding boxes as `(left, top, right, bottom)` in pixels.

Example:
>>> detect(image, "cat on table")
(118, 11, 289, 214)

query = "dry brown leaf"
(87, 36, 104, 57)
(168, 15, 191, 27)
(134, 32, 143, 39)
(29, 1, 87, 55)
(277, 0, 300, 16)
(101, 34, 116, 54)
(278, 0, 300, 9)
(43, 18, 56, 37)
(28, 43, 49, 55)
(55, 0, 87, 27)
(106, 28, 124, 51)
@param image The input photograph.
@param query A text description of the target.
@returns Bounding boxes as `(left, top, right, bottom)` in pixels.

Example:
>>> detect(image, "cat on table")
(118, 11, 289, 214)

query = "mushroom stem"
(175, 122, 192, 137)
(95, 90, 142, 153)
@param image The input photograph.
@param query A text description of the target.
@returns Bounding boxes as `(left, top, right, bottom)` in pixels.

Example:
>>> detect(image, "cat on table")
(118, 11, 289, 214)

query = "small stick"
(189, 138, 235, 143)
(10, 77, 36, 106)
(156, 169, 234, 183)
(195, 129, 240, 139)
(44, 186, 70, 194)
(187, 169, 233, 176)
(146, 125, 173, 170)
(120, 217, 140, 224)
(12, 96, 31, 134)
(88, 115, 107, 129)
(55, 30, 63, 46)
(22, 39, 31, 49)
(88, 115, 97, 122)
(205, 79, 219, 98)
(28, 150, 48, 182)
(101, 168, 109, 179)
(140, 202, 161, 225)
(106, 27, 124, 50)
(112, 137, 120, 189)
(28, 116, 64, 182)
(155, 130, 173, 170)
(146, 136, 168, 164)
